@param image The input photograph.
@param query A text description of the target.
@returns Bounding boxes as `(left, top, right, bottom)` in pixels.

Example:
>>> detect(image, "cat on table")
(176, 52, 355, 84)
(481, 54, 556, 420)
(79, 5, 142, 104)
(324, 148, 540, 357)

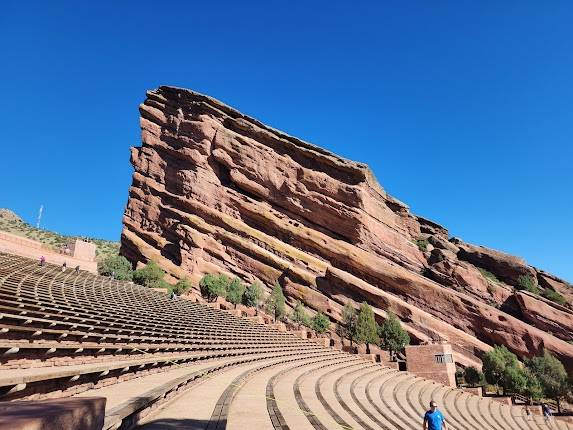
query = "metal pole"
(36, 205, 43, 229)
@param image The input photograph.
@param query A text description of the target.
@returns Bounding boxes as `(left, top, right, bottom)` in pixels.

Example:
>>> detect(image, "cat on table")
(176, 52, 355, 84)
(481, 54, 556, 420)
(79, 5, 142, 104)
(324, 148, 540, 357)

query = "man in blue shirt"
(423, 401, 447, 430)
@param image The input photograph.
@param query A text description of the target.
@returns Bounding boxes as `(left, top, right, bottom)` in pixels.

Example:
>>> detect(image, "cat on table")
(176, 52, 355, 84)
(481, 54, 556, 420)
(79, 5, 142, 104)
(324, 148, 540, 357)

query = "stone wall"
(405, 343, 457, 387)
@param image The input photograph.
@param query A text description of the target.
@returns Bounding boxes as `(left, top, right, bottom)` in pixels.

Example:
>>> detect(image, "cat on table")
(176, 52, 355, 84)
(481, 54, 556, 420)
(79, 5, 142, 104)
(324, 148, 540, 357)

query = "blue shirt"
(424, 409, 445, 430)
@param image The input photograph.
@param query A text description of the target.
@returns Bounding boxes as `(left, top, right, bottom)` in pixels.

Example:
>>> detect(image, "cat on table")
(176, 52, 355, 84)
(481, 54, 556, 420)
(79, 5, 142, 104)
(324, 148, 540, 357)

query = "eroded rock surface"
(122, 86, 573, 370)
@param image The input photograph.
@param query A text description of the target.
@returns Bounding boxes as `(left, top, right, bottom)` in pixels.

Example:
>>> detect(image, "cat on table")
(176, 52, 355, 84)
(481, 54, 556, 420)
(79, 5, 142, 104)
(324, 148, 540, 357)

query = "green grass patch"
(541, 289, 567, 305)
(413, 238, 429, 251)
(478, 268, 499, 283)
(516, 275, 541, 294)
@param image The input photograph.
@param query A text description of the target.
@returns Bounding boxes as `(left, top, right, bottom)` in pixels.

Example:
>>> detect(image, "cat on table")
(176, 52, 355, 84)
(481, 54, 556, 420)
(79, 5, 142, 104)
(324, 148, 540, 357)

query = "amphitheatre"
(0, 85, 571, 429)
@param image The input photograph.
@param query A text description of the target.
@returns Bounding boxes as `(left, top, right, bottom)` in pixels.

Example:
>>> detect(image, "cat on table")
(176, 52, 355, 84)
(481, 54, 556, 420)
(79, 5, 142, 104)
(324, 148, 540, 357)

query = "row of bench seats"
(0, 252, 569, 429)
(0, 253, 324, 401)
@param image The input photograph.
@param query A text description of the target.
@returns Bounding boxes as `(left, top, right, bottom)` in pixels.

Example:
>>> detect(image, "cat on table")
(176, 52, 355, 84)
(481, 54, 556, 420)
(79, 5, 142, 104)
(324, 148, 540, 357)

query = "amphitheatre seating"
(0, 252, 570, 430)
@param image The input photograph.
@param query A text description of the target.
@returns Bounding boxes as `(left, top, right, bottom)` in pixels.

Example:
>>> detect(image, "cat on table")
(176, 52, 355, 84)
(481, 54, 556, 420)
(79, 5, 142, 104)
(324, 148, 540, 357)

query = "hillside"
(0, 208, 119, 261)
(121, 86, 573, 372)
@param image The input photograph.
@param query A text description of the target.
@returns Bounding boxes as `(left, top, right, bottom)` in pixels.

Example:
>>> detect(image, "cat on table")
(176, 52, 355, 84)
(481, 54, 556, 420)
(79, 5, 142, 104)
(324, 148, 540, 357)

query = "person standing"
(39, 256, 46, 266)
(524, 405, 532, 421)
(423, 401, 447, 430)
(542, 403, 553, 423)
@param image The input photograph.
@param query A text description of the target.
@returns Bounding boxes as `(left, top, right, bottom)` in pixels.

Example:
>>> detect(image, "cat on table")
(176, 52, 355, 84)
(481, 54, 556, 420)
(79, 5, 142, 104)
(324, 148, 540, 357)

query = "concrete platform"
(0, 397, 105, 430)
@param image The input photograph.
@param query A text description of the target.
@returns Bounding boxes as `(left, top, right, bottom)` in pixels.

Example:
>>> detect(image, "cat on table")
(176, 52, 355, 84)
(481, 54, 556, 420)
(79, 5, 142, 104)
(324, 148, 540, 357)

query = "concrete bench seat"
(0, 346, 332, 401)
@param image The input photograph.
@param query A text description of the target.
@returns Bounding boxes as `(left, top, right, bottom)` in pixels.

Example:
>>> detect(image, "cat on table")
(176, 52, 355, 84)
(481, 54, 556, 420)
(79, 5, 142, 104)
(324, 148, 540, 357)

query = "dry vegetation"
(0, 208, 119, 262)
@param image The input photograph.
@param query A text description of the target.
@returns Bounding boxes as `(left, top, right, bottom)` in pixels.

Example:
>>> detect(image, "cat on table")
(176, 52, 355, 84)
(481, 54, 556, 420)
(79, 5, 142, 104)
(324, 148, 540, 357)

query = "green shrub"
(413, 238, 429, 251)
(478, 268, 498, 283)
(378, 312, 410, 358)
(133, 261, 167, 288)
(463, 366, 485, 387)
(97, 254, 133, 281)
(541, 289, 567, 305)
(172, 277, 192, 295)
(242, 282, 263, 307)
(226, 277, 246, 307)
(516, 275, 540, 294)
(312, 312, 331, 334)
(199, 273, 229, 302)
(291, 301, 311, 327)
(265, 282, 286, 321)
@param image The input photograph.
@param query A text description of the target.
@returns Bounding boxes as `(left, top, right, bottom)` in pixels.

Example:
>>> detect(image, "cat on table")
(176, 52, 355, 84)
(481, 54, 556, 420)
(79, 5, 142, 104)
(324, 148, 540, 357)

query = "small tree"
(226, 277, 246, 308)
(523, 368, 544, 402)
(312, 312, 331, 334)
(482, 345, 520, 395)
(378, 312, 410, 360)
(199, 273, 229, 302)
(172, 277, 192, 295)
(527, 351, 570, 412)
(463, 366, 485, 387)
(265, 282, 286, 321)
(133, 261, 168, 288)
(243, 282, 263, 307)
(503, 363, 529, 395)
(97, 254, 133, 281)
(355, 302, 379, 354)
(291, 301, 311, 327)
(336, 302, 358, 346)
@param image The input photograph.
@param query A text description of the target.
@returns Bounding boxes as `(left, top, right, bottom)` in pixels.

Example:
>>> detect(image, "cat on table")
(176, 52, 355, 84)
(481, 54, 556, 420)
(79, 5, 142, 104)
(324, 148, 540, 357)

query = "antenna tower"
(36, 205, 43, 229)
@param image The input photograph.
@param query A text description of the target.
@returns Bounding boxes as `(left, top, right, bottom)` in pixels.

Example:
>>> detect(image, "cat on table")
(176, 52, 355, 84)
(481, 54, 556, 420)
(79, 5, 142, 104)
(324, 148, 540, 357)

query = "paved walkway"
(138, 359, 270, 430)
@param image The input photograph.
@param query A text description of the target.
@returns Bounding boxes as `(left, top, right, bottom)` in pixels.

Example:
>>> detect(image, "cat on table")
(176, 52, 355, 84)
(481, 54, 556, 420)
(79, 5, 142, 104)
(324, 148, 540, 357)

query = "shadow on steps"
(138, 418, 225, 430)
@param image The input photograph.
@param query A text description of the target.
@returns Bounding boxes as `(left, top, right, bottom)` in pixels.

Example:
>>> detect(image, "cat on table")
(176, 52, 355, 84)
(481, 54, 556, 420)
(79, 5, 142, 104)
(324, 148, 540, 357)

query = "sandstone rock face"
(457, 243, 537, 286)
(122, 86, 573, 371)
(515, 291, 573, 342)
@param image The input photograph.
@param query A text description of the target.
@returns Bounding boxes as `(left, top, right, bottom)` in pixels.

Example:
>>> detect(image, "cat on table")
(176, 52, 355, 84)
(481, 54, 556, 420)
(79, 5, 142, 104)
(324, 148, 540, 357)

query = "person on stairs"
(542, 403, 553, 423)
(423, 401, 447, 430)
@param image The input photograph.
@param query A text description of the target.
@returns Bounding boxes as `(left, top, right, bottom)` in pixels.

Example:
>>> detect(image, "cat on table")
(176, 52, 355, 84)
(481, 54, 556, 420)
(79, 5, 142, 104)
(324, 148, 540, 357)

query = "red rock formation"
(515, 291, 573, 342)
(122, 86, 573, 371)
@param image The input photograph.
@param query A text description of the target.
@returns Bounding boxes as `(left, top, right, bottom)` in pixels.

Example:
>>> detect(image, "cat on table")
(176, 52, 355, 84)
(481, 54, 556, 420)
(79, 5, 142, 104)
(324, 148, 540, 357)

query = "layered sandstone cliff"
(121, 86, 573, 370)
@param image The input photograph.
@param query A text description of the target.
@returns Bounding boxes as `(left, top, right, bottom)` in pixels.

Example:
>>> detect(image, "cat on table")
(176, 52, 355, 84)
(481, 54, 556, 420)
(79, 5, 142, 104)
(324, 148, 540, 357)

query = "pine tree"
(97, 254, 133, 281)
(482, 345, 520, 395)
(312, 312, 331, 334)
(463, 366, 485, 387)
(199, 273, 229, 302)
(226, 277, 246, 308)
(355, 302, 378, 353)
(291, 301, 311, 327)
(132, 261, 168, 289)
(265, 282, 286, 321)
(378, 312, 410, 360)
(242, 282, 263, 307)
(336, 302, 358, 345)
(172, 277, 192, 295)
(526, 351, 570, 412)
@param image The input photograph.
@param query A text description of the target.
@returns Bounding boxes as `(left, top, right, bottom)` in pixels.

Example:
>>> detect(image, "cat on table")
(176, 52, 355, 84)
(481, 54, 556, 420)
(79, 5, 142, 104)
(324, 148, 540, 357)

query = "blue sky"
(0, 1, 571, 281)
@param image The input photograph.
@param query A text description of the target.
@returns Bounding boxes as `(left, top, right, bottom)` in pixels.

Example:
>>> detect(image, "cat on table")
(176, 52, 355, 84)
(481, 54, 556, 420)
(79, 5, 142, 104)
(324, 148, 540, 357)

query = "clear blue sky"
(0, 1, 571, 282)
